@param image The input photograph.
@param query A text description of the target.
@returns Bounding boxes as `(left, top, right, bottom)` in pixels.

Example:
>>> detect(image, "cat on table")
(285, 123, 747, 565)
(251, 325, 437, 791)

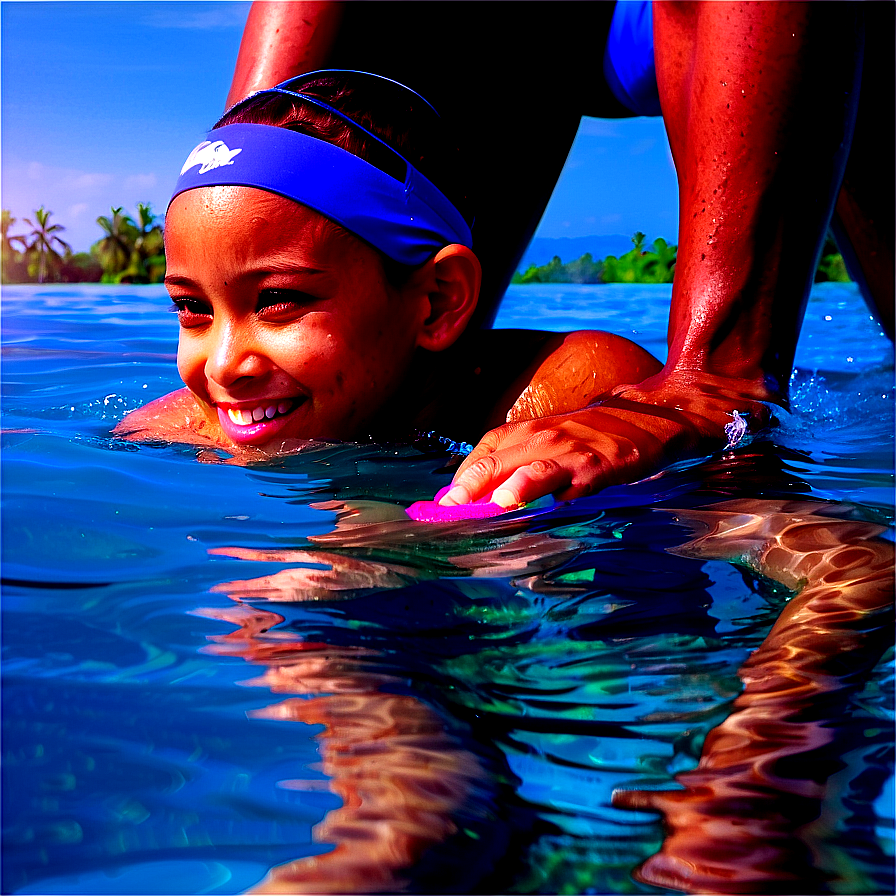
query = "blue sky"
(1, 1, 680, 255)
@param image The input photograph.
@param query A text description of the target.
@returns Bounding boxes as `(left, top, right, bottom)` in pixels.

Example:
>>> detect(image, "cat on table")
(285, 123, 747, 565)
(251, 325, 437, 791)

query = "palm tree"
(132, 202, 165, 281)
(93, 206, 138, 280)
(2, 209, 25, 256)
(133, 202, 157, 240)
(2, 209, 20, 246)
(21, 207, 71, 283)
(649, 237, 678, 283)
(2, 210, 28, 282)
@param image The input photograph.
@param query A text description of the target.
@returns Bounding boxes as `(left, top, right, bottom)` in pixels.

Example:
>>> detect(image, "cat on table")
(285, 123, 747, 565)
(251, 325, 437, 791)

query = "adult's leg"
(442, 1, 867, 509)
(831, 1, 894, 339)
(225, 2, 629, 328)
(226, 1, 346, 109)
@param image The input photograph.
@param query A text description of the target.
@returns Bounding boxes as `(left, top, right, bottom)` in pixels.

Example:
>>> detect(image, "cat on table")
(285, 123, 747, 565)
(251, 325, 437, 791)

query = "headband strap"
(170, 122, 472, 266)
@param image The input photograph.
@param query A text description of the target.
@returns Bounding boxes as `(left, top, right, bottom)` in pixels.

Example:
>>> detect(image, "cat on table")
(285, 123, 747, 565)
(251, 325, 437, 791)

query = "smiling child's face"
(165, 186, 430, 446)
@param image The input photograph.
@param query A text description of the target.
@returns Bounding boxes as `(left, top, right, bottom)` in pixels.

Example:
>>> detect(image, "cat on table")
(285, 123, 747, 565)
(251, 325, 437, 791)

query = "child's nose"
(206, 320, 265, 388)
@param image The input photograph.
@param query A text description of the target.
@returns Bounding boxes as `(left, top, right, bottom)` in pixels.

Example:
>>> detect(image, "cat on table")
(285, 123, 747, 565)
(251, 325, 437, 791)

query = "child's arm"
(112, 388, 216, 445)
(504, 330, 663, 425)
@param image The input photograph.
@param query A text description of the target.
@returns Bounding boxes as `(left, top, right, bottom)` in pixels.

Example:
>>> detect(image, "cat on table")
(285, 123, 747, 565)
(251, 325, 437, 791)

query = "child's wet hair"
(214, 71, 474, 285)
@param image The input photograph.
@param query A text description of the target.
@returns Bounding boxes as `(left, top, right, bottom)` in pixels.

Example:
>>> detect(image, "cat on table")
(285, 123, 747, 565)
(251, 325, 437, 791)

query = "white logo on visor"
(180, 140, 242, 175)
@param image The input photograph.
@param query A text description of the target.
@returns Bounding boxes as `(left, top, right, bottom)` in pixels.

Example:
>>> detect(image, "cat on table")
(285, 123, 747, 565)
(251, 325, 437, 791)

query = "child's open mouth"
(225, 400, 297, 426)
(216, 398, 305, 445)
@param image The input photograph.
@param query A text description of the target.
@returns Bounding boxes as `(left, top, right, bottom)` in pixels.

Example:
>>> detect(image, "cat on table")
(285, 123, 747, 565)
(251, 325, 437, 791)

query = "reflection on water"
(192, 446, 894, 894)
(2, 284, 893, 895)
(616, 500, 894, 895)
(198, 604, 512, 895)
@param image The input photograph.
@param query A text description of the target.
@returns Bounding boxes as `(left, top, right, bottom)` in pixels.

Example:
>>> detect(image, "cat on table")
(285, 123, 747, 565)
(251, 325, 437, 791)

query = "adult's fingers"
(489, 458, 575, 508)
(440, 423, 601, 505)
(442, 406, 674, 506)
(442, 434, 620, 508)
(439, 423, 539, 505)
(444, 426, 511, 501)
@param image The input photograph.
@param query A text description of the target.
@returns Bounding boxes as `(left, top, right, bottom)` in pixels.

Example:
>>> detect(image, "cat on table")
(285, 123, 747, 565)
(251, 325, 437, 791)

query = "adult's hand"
(440, 370, 770, 508)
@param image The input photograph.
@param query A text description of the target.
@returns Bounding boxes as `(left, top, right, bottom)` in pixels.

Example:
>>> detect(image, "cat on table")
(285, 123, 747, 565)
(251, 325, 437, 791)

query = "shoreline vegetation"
(2, 205, 164, 285)
(512, 231, 852, 286)
(2, 209, 851, 286)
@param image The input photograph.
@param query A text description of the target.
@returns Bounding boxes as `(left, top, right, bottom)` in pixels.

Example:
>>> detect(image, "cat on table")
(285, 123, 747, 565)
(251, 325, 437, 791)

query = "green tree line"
(513, 231, 852, 285)
(2, 204, 165, 284)
(3, 212, 851, 287)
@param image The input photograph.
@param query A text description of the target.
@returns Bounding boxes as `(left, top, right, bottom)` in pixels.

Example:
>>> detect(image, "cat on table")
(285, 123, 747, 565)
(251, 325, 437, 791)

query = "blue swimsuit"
(604, 0, 662, 117)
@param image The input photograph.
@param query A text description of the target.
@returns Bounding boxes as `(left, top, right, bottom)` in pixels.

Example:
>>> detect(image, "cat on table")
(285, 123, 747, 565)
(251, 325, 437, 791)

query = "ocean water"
(1, 282, 893, 895)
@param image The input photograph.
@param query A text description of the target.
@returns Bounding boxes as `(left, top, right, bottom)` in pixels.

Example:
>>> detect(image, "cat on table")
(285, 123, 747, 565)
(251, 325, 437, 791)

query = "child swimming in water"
(115, 70, 660, 481)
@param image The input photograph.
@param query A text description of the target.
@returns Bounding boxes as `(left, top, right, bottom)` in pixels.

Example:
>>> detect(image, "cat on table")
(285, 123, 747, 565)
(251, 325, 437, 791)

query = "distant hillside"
(518, 235, 638, 272)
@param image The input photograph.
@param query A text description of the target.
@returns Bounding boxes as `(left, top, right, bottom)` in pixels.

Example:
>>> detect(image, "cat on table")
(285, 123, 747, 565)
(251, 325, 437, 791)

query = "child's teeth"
(227, 402, 294, 426)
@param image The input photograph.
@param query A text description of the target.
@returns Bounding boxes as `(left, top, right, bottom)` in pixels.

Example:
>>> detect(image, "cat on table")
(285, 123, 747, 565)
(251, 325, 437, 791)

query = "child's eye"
(169, 298, 212, 327)
(257, 289, 317, 320)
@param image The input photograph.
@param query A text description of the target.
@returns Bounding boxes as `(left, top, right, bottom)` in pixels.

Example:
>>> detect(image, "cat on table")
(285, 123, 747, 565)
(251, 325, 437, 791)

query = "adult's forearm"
(654, 2, 863, 401)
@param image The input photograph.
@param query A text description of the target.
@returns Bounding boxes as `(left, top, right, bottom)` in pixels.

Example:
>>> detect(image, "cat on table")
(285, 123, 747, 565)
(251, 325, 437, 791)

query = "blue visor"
(170, 122, 473, 266)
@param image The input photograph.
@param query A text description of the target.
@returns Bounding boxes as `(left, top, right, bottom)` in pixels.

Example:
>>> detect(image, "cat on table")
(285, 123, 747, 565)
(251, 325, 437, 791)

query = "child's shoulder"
(531, 328, 662, 388)
(482, 328, 662, 425)
(113, 388, 215, 444)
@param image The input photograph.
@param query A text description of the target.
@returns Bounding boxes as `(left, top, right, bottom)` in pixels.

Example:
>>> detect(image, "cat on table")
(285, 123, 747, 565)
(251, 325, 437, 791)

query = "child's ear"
(413, 245, 481, 352)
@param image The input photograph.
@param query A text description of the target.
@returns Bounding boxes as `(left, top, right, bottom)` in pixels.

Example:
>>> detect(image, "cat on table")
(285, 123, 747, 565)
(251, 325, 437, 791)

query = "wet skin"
(226, 2, 876, 506)
(442, 2, 866, 509)
(159, 186, 430, 445)
(115, 187, 661, 457)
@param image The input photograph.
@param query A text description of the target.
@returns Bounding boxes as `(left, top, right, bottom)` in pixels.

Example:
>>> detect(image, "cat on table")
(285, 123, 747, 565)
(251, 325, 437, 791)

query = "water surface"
(2, 282, 893, 895)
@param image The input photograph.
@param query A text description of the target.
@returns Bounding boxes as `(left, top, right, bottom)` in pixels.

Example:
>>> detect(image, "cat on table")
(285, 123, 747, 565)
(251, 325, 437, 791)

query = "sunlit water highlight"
(2, 282, 893, 895)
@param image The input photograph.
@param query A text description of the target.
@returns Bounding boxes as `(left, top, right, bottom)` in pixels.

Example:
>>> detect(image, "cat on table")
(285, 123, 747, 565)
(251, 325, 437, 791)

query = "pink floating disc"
(406, 487, 510, 522)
